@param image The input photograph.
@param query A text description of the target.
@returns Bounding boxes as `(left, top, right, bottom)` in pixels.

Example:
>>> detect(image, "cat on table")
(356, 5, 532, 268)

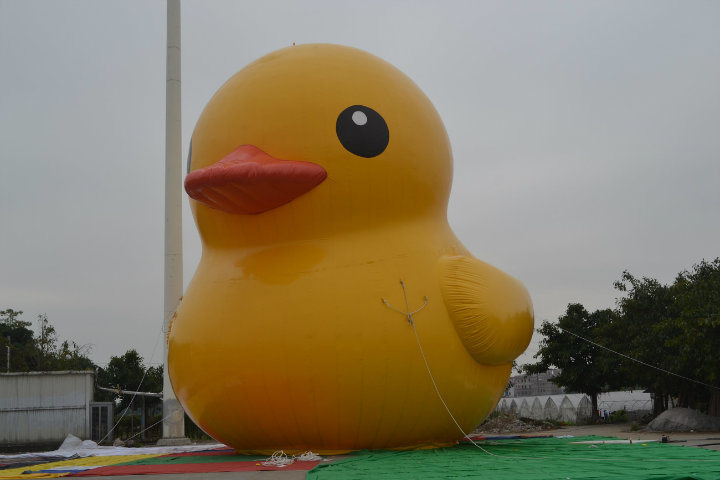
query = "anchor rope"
(382, 279, 720, 464)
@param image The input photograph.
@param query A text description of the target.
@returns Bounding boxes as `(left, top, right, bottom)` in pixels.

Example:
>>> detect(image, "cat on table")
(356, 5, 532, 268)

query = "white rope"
(259, 450, 322, 466)
(382, 279, 720, 464)
(261, 450, 295, 467)
(556, 326, 720, 391)
(98, 325, 164, 445)
(381, 280, 428, 325)
(124, 412, 175, 443)
(295, 451, 322, 461)
(408, 309, 501, 455)
(381, 280, 496, 456)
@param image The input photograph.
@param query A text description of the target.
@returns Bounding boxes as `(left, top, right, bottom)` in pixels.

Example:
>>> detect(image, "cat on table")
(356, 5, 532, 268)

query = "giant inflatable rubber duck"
(169, 44, 533, 454)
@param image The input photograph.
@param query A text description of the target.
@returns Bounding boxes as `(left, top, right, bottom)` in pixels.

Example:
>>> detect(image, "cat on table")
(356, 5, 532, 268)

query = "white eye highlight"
(352, 110, 368, 126)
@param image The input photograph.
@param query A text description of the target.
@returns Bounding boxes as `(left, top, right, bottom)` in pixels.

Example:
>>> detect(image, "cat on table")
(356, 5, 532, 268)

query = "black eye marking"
(186, 139, 193, 175)
(336, 105, 389, 158)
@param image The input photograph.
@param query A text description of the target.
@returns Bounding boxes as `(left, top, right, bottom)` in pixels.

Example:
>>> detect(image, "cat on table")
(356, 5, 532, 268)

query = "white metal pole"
(161, 0, 186, 443)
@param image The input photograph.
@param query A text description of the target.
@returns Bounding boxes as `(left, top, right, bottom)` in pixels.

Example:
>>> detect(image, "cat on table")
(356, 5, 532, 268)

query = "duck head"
(186, 44, 452, 247)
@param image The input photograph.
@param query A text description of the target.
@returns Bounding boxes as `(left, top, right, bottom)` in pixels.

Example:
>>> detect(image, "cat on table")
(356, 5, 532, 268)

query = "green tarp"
(307, 436, 720, 480)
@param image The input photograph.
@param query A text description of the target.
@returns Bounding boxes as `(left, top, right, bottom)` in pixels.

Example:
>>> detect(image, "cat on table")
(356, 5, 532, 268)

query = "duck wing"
(439, 255, 534, 365)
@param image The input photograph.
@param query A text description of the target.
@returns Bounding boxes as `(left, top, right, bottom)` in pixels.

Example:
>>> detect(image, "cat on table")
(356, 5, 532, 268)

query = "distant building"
(495, 390, 652, 422)
(505, 369, 565, 397)
(0, 371, 112, 450)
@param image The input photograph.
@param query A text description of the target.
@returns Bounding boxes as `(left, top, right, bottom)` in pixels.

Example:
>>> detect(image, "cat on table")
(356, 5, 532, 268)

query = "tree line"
(0, 308, 160, 397)
(523, 258, 720, 420)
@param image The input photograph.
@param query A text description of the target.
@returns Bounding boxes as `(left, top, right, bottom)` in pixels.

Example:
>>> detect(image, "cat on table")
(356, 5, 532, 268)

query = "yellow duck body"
(169, 44, 533, 454)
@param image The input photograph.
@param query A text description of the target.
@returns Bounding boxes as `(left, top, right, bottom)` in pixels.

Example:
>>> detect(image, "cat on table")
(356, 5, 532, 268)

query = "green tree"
(523, 304, 623, 420)
(35, 313, 58, 370)
(96, 349, 162, 409)
(596, 261, 720, 416)
(1, 309, 39, 371)
(55, 340, 95, 371)
(95, 349, 164, 441)
(144, 364, 163, 393)
(1, 309, 94, 372)
(660, 259, 720, 415)
(611, 272, 678, 415)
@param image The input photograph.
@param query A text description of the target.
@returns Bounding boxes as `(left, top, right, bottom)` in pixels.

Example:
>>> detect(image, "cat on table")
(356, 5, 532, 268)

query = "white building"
(0, 371, 112, 450)
(506, 369, 565, 397)
(494, 391, 652, 423)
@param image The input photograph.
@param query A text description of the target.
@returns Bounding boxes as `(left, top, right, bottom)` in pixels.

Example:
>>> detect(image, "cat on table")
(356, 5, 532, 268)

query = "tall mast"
(161, 0, 186, 443)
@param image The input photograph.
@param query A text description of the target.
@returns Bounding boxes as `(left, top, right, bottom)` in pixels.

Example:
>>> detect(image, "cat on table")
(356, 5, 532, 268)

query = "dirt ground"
(492, 422, 720, 452)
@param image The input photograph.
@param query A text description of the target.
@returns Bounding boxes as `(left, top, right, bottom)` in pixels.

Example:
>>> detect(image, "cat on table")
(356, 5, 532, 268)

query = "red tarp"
(70, 460, 321, 476)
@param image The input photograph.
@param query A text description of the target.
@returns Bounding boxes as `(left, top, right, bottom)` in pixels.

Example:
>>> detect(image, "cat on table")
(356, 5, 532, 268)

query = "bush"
(609, 409, 628, 423)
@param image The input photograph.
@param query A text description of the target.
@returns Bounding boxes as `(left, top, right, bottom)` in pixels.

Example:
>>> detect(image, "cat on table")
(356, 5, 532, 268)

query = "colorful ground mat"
(307, 436, 720, 480)
(70, 460, 320, 476)
(69, 450, 320, 476)
(5, 436, 720, 479)
(0, 447, 321, 478)
(0, 454, 161, 479)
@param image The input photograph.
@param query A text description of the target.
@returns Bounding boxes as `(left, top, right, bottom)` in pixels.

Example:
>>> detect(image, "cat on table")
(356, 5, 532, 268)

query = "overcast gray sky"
(1, 1, 718, 369)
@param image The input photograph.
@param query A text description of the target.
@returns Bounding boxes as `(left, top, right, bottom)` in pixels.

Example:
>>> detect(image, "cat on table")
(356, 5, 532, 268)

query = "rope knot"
(381, 279, 428, 326)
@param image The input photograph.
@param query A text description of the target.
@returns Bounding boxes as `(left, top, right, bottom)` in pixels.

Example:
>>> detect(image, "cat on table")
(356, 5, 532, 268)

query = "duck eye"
(336, 105, 389, 158)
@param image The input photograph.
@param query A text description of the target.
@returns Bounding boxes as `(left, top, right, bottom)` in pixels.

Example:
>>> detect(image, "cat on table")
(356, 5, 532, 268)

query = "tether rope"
(98, 324, 164, 445)
(382, 279, 720, 464)
(556, 326, 720, 391)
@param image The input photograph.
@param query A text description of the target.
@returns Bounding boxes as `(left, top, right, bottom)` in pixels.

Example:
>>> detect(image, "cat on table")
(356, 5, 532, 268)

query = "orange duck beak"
(184, 145, 327, 215)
